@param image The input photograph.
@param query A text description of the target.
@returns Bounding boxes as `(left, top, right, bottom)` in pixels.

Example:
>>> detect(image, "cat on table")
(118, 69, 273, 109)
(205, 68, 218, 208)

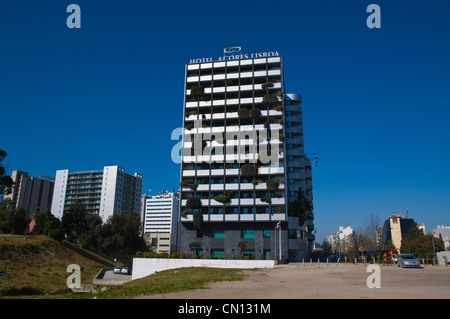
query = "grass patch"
(0, 234, 112, 297)
(93, 267, 245, 299)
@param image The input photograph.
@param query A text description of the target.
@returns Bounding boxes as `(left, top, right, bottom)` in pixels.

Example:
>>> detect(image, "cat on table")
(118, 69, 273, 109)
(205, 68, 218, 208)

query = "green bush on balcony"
(190, 85, 204, 97)
(241, 165, 258, 177)
(186, 197, 202, 209)
(188, 184, 198, 191)
(193, 211, 203, 229)
(238, 108, 249, 119)
(273, 206, 285, 214)
(261, 82, 274, 89)
(249, 108, 261, 119)
(214, 195, 231, 204)
(180, 180, 190, 188)
(260, 196, 271, 204)
(266, 179, 280, 191)
(227, 78, 238, 86)
(263, 94, 278, 106)
(180, 210, 189, 218)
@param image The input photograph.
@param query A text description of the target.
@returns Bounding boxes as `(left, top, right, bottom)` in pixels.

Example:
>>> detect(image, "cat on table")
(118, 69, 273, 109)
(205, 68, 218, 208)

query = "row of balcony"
(181, 212, 287, 223)
(185, 109, 282, 121)
(181, 197, 285, 207)
(185, 96, 281, 109)
(186, 82, 282, 96)
(182, 153, 285, 164)
(183, 122, 283, 133)
(183, 138, 284, 149)
(181, 182, 286, 192)
(186, 69, 282, 84)
(187, 57, 281, 70)
(182, 167, 285, 177)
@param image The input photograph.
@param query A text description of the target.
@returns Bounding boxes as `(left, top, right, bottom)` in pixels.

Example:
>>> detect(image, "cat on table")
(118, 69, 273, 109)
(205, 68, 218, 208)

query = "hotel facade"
(177, 49, 315, 261)
(142, 191, 179, 254)
(51, 165, 143, 222)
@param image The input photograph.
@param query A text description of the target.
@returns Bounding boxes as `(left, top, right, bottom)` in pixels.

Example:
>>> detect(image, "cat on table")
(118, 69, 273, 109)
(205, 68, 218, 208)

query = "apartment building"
(51, 165, 142, 222)
(177, 49, 314, 261)
(381, 214, 416, 252)
(3, 170, 54, 217)
(143, 191, 179, 254)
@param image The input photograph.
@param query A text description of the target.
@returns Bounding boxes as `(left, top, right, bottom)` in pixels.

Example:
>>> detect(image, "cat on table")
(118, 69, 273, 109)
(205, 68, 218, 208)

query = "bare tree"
(360, 213, 381, 252)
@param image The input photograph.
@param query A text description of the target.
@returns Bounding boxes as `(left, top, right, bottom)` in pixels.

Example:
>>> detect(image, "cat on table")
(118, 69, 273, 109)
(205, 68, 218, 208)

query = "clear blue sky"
(1, 1, 449, 242)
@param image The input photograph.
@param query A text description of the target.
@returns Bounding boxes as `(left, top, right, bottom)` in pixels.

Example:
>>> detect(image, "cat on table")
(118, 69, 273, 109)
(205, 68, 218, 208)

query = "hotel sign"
(189, 49, 280, 64)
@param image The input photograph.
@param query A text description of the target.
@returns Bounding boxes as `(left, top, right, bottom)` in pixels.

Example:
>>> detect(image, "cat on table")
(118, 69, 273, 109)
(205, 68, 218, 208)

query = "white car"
(398, 254, 421, 268)
(120, 266, 132, 275)
(113, 266, 122, 274)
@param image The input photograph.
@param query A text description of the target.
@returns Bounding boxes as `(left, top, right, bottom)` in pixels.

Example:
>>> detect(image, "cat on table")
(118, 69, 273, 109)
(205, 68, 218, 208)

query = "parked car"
(398, 254, 421, 268)
(121, 266, 132, 275)
(113, 266, 122, 274)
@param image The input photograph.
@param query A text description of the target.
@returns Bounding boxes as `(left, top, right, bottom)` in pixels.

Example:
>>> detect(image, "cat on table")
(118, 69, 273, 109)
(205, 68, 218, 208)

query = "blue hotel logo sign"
(189, 48, 280, 63)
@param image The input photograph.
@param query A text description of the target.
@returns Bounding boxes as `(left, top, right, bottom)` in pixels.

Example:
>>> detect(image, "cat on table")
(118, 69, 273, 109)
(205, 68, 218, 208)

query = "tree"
(288, 187, 313, 226)
(61, 200, 88, 242)
(359, 213, 381, 252)
(0, 149, 14, 197)
(237, 241, 247, 256)
(0, 200, 31, 234)
(193, 211, 203, 229)
(189, 241, 201, 257)
(401, 223, 445, 259)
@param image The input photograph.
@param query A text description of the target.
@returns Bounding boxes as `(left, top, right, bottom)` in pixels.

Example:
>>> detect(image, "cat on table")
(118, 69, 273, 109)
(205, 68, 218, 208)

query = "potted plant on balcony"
(261, 82, 274, 89)
(180, 180, 190, 188)
(266, 179, 280, 191)
(249, 108, 261, 119)
(186, 197, 202, 209)
(193, 211, 203, 229)
(238, 108, 249, 119)
(241, 165, 258, 177)
(263, 94, 278, 106)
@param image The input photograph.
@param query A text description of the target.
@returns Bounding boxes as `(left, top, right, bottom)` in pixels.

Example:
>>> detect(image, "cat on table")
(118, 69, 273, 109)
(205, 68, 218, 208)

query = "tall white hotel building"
(178, 49, 314, 261)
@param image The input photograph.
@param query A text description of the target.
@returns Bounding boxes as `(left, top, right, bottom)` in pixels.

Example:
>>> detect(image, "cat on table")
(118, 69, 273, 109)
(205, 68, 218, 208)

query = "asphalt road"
(139, 263, 450, 299)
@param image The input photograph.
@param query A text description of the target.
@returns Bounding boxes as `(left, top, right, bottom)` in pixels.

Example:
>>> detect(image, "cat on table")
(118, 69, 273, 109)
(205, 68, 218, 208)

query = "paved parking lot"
(95, 269, 132, 285)
(141, 263, 450, 299)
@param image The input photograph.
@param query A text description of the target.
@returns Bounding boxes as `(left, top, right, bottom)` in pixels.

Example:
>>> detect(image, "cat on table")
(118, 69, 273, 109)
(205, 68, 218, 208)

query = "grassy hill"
(0, 234, 116, 297)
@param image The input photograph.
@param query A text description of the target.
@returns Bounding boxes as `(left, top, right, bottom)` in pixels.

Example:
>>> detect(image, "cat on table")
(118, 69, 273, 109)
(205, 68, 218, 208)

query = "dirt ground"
(138, 263, 450, 299)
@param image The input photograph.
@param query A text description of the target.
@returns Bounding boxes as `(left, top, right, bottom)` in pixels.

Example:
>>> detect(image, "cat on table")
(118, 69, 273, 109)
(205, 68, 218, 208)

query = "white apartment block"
(143, 191, 179, 254)
(51, 165, 142, 222)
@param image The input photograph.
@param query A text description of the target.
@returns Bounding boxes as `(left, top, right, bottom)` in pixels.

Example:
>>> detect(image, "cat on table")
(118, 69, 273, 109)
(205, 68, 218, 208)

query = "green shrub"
(261, 82, 274, 89)
(241, 165, 258, 177)
(263, 94, 278, 105)
(190, 85, 204, 97)
(238, 108, 249, 119)
(186, 197, 202, 209)
(260, 196, 271, 204)
(214, 195, 231, 204)
(266, 179, 279, 191)
(193, 211, 203, 229)
(249, 108, 261, 118)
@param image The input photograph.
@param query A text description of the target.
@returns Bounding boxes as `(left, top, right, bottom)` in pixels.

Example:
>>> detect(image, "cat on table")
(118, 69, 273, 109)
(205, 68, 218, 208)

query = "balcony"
(186, 69, 281, 84)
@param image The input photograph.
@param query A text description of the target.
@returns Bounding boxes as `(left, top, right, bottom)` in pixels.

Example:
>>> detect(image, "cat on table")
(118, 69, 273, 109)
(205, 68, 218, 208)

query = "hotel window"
(241, 230, 255, 238)
(211, 230, 225, 238)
